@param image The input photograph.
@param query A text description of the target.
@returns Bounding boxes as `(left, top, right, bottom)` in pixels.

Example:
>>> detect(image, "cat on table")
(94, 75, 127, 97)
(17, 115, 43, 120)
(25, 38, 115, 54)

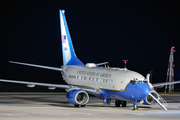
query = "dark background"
(0, 0, 180, 92)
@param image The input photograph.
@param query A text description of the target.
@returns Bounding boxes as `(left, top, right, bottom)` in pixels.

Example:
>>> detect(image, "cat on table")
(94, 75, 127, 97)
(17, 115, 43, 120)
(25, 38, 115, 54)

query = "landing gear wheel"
(81, 105, 86, 107)
(122, 101, 127, 107)
(74, 105, 80, 107)
(115, 100, 122, 107)
(132, 104, 138, 110)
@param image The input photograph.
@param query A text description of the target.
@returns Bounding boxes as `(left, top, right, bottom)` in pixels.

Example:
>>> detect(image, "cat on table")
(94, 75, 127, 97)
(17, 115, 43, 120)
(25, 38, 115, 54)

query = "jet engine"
(66, 89, 89, 105)
(143, 90, 159, 105)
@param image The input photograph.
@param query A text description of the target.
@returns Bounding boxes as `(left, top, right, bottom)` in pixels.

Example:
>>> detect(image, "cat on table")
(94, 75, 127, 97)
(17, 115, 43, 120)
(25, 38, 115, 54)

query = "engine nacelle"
(143, 90, 159, 105)
(66, 89, 89, 105)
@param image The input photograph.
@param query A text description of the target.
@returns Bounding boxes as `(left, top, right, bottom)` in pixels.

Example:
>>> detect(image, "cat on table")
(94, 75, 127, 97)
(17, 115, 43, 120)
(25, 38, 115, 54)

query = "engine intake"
(66, 89, 89, 105)
(143, 91, 159, 105)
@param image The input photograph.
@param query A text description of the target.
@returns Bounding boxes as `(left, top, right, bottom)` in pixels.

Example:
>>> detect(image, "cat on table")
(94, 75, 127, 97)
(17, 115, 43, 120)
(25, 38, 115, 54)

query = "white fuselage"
(62, 65, 145, 91)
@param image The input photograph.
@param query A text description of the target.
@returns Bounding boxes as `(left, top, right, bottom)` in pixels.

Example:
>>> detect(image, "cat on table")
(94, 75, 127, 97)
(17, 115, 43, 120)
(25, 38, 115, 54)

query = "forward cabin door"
(120, 76, 126, 91)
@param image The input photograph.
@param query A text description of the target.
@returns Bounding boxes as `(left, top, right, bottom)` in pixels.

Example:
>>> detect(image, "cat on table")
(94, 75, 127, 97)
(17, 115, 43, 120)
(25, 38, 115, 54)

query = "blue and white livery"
(59, 10, 84, 66)
(1, 10, 180, 110)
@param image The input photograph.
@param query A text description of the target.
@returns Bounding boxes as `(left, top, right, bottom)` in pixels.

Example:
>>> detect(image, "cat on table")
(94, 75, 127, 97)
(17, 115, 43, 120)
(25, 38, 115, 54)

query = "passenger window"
(106, 79, 113, 83)
(89, 77, 94, 81)
(77, 76, 81, 79)
(69, 75, 76, 78)
(98, 78, 101, 82)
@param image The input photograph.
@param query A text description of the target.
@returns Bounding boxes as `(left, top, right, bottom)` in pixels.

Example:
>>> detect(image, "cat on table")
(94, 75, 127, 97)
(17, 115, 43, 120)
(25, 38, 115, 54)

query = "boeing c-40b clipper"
(1, 10, 180, 110)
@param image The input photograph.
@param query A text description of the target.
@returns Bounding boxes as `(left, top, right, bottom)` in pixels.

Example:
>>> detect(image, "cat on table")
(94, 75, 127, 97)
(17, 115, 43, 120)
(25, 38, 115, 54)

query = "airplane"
(1, 10, 180, 110)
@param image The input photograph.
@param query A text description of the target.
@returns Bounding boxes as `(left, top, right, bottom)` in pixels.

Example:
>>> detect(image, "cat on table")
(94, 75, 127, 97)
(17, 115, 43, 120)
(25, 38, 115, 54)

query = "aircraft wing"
(9, 61, 63, 71)
(152, 80, 180, 87)
(0, 79, 100, 94)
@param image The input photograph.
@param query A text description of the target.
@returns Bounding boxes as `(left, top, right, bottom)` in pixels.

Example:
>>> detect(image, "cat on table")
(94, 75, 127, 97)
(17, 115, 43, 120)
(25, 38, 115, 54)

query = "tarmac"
(0, 92, 180, 120)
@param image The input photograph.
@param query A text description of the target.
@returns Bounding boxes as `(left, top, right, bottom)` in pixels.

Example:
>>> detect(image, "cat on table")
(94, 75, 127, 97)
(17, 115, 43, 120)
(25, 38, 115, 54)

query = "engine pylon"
(165, 46, 175, 93)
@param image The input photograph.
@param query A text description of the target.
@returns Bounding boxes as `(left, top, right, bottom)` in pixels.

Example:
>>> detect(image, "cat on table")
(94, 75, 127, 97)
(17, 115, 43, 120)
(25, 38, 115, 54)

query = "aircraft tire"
(115, 100, 121, 107)
(122, 101, 127, 107)
(81, 105, 86, 107)
(74, 105, 81, 107)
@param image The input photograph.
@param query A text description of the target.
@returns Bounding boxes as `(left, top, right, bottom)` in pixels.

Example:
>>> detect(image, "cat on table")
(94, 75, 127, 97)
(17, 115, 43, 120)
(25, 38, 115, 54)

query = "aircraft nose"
(135, 84, 150, 100)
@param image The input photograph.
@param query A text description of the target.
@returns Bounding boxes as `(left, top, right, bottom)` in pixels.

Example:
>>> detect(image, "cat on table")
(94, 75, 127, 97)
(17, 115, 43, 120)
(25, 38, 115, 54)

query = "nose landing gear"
(132, 104, 138, 110)
(132, 101, 138, 110)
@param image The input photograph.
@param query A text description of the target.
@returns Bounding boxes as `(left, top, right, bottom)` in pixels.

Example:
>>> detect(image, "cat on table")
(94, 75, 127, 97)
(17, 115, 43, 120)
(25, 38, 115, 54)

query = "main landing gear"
(74, 104, 86, 107)
(116, 100, 138, 110)
(115, 100, 127, 107)
(103, 98, 111, 106)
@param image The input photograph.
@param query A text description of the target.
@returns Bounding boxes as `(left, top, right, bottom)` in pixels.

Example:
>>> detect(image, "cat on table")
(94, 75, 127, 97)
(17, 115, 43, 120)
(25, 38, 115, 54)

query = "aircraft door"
(120, 76, 126, 90)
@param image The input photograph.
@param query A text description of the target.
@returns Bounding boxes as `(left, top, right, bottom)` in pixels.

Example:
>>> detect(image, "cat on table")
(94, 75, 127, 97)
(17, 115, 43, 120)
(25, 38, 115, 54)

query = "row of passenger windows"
(69, 75, 113, 83)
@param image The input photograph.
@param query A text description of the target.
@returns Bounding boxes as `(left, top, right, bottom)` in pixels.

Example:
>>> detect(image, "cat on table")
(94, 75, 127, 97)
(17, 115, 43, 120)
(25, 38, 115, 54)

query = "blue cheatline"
(95, 83, 150, 101)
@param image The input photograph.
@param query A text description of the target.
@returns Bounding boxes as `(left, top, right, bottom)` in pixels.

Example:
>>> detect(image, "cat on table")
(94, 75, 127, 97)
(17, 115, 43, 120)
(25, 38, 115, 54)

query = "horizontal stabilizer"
(96, 62, 109, 66)
(9, 61, 62, 71)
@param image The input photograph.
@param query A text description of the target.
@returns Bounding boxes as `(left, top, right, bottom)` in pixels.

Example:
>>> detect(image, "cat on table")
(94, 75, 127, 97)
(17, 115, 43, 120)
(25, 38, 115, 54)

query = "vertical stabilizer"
(59, 10, 84, 66)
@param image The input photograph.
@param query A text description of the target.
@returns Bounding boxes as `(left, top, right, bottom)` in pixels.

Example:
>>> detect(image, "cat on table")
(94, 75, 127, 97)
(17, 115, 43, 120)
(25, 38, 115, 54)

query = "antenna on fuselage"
(123, 60, 128, 68)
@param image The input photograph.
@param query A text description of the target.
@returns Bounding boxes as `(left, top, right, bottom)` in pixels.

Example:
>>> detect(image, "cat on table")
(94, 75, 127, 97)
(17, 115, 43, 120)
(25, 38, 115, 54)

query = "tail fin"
(59, 10, 84, 66)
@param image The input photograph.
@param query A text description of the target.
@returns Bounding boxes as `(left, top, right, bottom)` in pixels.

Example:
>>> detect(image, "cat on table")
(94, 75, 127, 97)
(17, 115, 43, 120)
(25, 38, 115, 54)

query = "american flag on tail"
(62, 35, 66, 43)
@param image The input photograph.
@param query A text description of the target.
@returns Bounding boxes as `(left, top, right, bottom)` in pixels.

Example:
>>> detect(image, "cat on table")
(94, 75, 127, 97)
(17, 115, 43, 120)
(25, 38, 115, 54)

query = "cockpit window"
(130, 80, 136, 85)
(143, 81, 148, 83)
(136, 81, 142, 84)
(130, 80, 147, 84)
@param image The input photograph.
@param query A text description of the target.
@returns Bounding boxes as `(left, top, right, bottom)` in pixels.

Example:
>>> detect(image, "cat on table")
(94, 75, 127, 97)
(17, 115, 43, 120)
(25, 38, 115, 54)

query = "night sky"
(0, 1, 180, 91)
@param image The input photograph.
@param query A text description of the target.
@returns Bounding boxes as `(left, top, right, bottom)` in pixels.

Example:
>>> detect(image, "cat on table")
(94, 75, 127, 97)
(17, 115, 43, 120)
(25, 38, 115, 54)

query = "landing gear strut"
(132, 104, 138, 110)
(103, 98, 111, 106)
